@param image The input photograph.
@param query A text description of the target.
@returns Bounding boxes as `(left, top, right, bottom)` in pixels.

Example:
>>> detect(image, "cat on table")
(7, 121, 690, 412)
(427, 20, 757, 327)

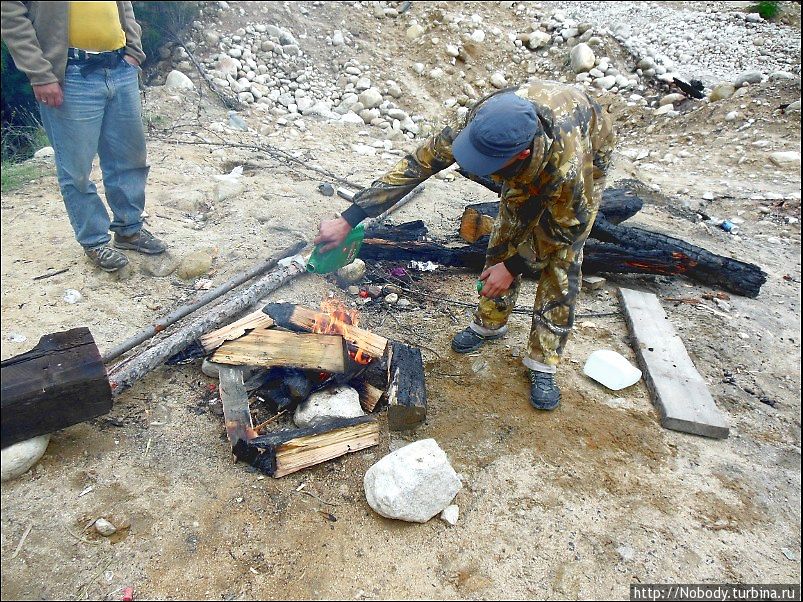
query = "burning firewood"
(198, 309, 274, 354)
(233, 416, 380, 477)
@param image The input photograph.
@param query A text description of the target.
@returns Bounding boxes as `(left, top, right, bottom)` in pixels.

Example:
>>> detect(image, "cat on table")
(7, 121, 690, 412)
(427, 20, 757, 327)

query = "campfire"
(200, 300, 427, 478)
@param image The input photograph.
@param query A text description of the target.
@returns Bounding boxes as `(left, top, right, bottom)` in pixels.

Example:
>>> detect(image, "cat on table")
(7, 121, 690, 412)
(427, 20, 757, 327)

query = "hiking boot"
(85, 244, 129, 272)
(451, 325, 507, 354)
(530, 370, 561, 411)
(113, 228, 166, 255)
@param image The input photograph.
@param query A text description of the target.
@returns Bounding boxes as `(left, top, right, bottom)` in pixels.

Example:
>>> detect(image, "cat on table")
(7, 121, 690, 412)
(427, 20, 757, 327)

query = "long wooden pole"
(101, 241, 305, 363)
(107, 246, 309, 396)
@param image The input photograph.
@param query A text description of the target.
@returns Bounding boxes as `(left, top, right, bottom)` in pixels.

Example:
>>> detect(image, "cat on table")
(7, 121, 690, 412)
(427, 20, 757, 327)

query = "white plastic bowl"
(583, 349, 642, 391)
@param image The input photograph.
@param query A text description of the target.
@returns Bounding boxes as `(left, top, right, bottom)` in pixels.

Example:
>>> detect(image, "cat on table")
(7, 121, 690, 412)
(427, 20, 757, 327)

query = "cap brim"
(452, 126, 513, 177)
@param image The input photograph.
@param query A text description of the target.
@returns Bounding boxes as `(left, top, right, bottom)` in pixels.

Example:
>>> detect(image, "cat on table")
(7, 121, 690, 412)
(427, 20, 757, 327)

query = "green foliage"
(1, 159, 46, 192)
(752, 1, 781, 20)
(132, 1, 202, 63)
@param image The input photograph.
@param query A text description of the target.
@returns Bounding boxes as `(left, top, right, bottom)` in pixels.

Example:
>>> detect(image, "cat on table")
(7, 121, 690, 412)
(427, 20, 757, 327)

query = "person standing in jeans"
(2, 1, 166, 271)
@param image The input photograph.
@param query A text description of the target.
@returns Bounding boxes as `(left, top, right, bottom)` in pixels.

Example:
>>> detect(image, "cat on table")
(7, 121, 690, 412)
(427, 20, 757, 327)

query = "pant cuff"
(523, 356, 557, 374)
(470, 322, 508, 337)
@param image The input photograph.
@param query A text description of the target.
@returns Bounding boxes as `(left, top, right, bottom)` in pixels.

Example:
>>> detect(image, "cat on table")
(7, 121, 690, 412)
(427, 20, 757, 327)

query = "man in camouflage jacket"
(316, 81, 616, 410)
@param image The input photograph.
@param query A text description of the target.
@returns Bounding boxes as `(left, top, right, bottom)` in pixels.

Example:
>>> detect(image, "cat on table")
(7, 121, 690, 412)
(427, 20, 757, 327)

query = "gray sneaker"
(113, 228, 166, 255)
(85, 244, 129, 272)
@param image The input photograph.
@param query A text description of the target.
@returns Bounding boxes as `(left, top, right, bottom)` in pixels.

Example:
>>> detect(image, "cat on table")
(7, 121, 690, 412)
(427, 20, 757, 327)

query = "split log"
(262, 303, 389, 359)
(1, 328, 112, 448)
(234, 415, 380, 477)
(386, 341, 427, 431)
(219, 365, 255, 446)
(108, 244, 307, 396)
(199, 310, 274, 354)
(212, 330, 350, 373)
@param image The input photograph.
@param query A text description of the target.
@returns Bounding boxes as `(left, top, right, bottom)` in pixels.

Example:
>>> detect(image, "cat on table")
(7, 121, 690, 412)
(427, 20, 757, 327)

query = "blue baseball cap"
(453, 92, 541, 176)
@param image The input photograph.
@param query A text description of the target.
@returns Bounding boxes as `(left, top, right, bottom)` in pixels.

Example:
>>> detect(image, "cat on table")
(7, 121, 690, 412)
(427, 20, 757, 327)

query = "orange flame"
(312, 298, 372, 365)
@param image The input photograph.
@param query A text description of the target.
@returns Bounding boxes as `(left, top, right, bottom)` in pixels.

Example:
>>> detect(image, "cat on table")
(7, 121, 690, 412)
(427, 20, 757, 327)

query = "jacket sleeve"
(0, 1, 57, 86)
(341, 120, 460, 225)
(120, 1, 146, 64)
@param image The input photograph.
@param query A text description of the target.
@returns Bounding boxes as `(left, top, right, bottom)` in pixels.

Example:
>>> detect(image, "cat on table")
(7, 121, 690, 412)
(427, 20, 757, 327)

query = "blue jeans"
(39, 59, 149, 249)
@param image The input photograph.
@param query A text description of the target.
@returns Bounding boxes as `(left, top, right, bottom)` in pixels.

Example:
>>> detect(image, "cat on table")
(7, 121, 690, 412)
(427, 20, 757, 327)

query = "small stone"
(594, 75, 617, 90)
(336, 258, 366, 285)
(384, 292, 399, 305)
(397, 298, 411, 308)
(709, 82, 736, 102)
(406, 23, 425, 39)
(1, 435, 50, 481)
(768, 151, 801, 169)
(94, 518, 117, 537)
(582, 276, 606, 290)
(440, 504, 460, 526)
(141, 252, 180, 278)
(177, 251, 214, 280)
(725, 111, 739, 122)
(63, 289, 83, 304)
(332, 30, 345, 46)
(445, 44, 460, 58)
(165, 70, 194, 90)
(654, 104, 675, 116)
(617, 545, 635, 562)
(570, 43, 595, 73)
(358, 88, 383, 110)
(318, 182, 335, 196)
(490, 72, 508, 89)
(347, 286, 360, 295)
(33, 146, 55, 159)
(367, 285, 382, 299)
(734, 71, 763, 87)
(7, 332, 27, 343)
(659, 93, 685, 106)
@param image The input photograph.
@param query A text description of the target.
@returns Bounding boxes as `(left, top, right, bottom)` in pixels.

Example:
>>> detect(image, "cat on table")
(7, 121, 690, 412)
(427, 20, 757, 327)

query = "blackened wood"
(235, 415, 379, 477)
(1, 328, 112, 448)
(458, 189, 644, 243)
(386, 341, 427, 431)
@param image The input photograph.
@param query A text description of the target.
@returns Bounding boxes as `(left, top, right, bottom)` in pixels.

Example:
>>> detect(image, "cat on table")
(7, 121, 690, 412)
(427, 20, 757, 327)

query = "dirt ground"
(1, 2, 800, 600)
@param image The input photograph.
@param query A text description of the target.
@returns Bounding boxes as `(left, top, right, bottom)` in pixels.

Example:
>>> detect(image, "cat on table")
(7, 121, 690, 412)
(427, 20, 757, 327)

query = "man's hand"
(314, 217, 352, 253)
(33, 82, 63, 108)
(479, 263, 514, 298)
(123, 55, 140, 67)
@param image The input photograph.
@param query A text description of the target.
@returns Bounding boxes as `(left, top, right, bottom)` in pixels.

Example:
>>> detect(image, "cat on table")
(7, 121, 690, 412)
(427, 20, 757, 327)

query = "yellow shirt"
(68, 1, 126, 51)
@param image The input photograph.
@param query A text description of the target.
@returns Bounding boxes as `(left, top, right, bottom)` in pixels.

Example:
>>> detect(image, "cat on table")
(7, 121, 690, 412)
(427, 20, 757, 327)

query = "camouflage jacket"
(341, 81, 616, 272)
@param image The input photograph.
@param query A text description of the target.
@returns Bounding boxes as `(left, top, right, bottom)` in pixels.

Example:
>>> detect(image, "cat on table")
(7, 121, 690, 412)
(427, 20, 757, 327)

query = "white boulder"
(1, 435, 50, 481)
(294, 386, 364, 428)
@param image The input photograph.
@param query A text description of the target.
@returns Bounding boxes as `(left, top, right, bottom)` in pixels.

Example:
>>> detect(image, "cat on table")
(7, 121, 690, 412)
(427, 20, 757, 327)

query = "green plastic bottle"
(307, 224, 365, 274)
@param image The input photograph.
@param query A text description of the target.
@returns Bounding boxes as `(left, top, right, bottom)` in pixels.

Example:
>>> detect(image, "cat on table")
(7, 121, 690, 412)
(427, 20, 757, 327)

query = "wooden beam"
(236, 416, 379, 477)
(212, 330, 349, 373)
(1, 328, 112, 448)
(386, 341, 427, 431)
(262, 303, 388, 359)
(619, 288, 729, 439)
(199, 310, 274, 353)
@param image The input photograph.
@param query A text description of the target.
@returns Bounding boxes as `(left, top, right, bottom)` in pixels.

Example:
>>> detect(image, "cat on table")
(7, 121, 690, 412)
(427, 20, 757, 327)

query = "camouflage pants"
(471, 181, 604, 372)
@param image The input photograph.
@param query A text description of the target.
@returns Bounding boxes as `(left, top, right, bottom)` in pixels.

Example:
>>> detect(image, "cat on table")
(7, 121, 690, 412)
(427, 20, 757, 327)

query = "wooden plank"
(218, 365, 255, 446)
(199, 310, 274, 353)
(619, 288, 729, 439)
(1, 328, 112, 448)
(262, 303, 388, 359)
(239, 416, 379, 477)
(386, 341, 427, 431)
(211, 330, 349, 373)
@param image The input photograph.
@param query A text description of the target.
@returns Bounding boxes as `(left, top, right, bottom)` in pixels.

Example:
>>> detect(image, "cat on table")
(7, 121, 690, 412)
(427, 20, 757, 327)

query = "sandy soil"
(1, 2, 800, 600)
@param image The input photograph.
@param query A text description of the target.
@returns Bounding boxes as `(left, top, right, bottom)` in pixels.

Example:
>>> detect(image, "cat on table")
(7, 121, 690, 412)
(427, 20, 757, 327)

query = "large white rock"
(570, 43, 595, 73)
(364, 439, 462, 523)
(1, 435, 50, 481)
(165, 70, 194, 90)
(294, 386, 364, 428)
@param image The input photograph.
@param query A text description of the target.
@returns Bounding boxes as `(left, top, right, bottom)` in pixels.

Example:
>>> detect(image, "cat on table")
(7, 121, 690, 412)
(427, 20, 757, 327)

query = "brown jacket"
(1, 1, 146, 86)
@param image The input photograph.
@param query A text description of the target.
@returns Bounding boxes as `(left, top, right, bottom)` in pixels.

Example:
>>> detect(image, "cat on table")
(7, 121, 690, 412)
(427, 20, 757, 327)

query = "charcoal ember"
(256, 367, 317, 414)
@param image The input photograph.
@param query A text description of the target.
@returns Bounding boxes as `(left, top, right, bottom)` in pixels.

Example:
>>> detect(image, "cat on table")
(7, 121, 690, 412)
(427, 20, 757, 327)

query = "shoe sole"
(530, 398, 560, 411)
